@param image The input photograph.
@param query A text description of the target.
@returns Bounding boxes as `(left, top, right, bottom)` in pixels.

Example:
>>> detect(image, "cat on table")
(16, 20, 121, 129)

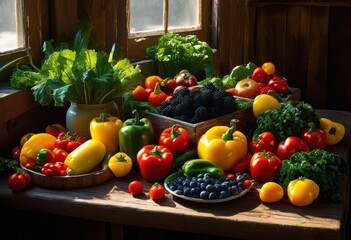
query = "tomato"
(250, 151, 282, 183)
(145, 75, 162, 90)
(12, 145, 22, 161)
(174, 70, 197, 87)
(226, 173, 236, 180)
(257, 82, 267, 89)
(261, 62, 276, 76)
(8, 172, 30, 191)
(252, 94, 281, 118)
(128, 181, 144, 195)
(233, 78, 260, 99)
(259, 182, 284, 203)
(233, 154, 252, 173)
(242, 179, 252, 189)
(52, 148, 68, 162)
(276, 136, 309, 160)
(268, 76, 289, 94)
(249, 132, 277, 154)
(160, 78, 178, 94)
(133, 85, 152, 101)
(251, 67, 270, 84)
(149, 182, 165, 200)
(299, 123, 327, 150)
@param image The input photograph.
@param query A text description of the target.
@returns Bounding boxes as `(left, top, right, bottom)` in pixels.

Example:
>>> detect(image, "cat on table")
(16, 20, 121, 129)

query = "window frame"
(0, 0, 49, 83)
(119, 0, 212, 62)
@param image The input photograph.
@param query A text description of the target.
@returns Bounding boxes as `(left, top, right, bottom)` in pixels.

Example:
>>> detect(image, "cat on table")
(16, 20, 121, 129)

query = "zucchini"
(171, 148, 198, 173)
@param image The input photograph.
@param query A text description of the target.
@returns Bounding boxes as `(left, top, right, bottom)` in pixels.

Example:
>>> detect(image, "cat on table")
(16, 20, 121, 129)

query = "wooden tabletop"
(0, 109, 350, 240)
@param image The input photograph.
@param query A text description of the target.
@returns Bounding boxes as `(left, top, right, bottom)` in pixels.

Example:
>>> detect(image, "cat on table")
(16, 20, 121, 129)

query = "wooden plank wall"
(217, 0, 351, 111)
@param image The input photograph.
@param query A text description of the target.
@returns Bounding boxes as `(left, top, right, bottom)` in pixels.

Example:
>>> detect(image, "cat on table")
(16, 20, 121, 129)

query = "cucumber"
(171, 148, 198, 173)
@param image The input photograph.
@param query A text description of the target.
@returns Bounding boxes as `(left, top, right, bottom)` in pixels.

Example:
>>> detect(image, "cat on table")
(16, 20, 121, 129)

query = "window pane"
(0, 0, 22, 52)
(130, 0, 164, 33)
(169, 0, 200, 30)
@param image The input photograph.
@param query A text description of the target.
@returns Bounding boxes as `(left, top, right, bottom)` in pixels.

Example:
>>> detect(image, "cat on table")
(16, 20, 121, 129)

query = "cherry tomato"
(11, 145, 22, 161)
(128, 180, 144, 195)
(268, 76, 289, 94)
(242, 179, 253, 189)
(259, 182, 284, 203)
(233, 78, 260, 99)
(260, 86, 277, 95)
(149, 182, 165, 200)
(145, 75, 162, 90)
(8, 173, 30, 191)
(226, 173, 236, 180)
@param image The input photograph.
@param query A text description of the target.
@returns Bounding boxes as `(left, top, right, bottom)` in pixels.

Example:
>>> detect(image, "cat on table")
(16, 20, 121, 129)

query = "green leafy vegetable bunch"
(254, 101, 320, 142)
(146, 32, 216, 80)
(275, 149, 348, 198)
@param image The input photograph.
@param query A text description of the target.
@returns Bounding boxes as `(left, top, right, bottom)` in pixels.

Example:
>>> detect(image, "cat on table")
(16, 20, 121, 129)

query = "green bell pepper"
(118, 110, 154, 168)
(182, 159, 224, 178)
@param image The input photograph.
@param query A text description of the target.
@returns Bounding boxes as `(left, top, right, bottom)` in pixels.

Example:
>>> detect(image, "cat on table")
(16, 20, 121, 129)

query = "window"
(125, 0, 210, 61)
(0, 0, 24, 53)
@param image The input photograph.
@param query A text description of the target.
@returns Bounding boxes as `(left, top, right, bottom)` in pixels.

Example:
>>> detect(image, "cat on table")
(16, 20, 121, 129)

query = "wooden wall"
(215, 0, 351, 111)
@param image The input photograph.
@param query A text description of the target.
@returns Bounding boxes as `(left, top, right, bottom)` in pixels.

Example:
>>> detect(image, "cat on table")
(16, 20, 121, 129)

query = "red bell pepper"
(52, 148, 68, 162)
(276, 136, 309, 160)
(250, 151, 282, 183)
(137, 145, 174, 182)
(249, 131, 277, 154)
(159, 124, 190, 155)
(233, 154, 252, 173)
(299, 123, 327, 150)
(251, 67, 270, 84)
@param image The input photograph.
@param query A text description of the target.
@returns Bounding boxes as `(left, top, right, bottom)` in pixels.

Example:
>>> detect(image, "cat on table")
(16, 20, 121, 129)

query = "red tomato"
(250, 151, 282, 183)
(242, 179, 252, 189)
(260, 86, 277, 95)
(226, 173, 237, 180)
(276, 136, 309, 160)
(249, 132, 277, 154)
(8, 173, 30, 191)
(133, 85, 152, 101)
(268, 76, 289, 94)
(128, 181, 144, 195)
(233, 78, 260, 99)
(11, 145, 22, 161)
(145, 75, 162, 90)
(257, 82, 267, 89)
(251, 67, 270, 84)
(233, 154, 252, 173)
(300, 124, 328, 150)
(52, 148, 68, 162)
(174, 70, 197, 87)
(149, 182, 165, 200)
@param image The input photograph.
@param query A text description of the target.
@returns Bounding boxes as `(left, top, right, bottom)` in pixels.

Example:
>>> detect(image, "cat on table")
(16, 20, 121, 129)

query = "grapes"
(168, 170, 250, 200)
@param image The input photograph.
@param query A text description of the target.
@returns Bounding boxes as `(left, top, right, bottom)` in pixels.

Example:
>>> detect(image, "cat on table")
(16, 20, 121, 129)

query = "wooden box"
(139, 87, 301, 146)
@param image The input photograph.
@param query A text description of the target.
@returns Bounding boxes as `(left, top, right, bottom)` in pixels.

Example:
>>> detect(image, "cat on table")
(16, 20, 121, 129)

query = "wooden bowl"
(22, 166, 114, 189)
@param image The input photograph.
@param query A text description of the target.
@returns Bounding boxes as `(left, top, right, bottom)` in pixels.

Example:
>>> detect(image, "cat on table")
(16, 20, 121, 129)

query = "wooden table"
(0, 109, 350, 240)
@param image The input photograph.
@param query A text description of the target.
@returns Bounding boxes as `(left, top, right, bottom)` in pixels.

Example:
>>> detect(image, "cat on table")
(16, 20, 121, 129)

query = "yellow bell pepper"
(90, 113, 123, 154)
(19, 133, 56, 166)
(319, 117, 345, 145)
(64, 139, 106, 175)
(287, 177, 319, 207)
(108, 152, 133, 177)
(197, 119, 248, 171)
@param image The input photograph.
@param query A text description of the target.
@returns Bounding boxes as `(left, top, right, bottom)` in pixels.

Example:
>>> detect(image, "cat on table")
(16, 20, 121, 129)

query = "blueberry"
(209, 192, 219, 200)
(200, 191, 209, 199)
(206, 184, 214, 192)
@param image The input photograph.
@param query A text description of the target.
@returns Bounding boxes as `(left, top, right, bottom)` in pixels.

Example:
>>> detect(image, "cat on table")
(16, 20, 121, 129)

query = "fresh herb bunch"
(146, 32, 216, 80)
(254, 101, 320, 142)
(275, 149, 348, 198)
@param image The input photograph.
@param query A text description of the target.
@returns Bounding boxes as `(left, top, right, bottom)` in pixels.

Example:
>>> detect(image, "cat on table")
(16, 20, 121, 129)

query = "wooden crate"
(139, 87, 301, 146)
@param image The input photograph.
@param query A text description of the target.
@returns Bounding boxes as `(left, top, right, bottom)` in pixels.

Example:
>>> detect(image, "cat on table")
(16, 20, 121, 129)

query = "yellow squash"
(64, 139, 106, 175)
(197, 119, 247, 171)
